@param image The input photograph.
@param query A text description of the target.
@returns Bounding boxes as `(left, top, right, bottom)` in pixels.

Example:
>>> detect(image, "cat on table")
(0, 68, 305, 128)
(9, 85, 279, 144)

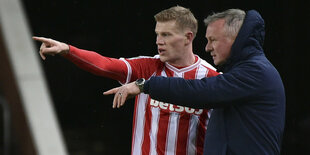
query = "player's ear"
(184, 31, 194, 45)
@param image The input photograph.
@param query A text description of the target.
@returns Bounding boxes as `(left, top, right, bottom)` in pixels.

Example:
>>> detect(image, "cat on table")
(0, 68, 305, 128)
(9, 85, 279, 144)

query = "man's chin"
(159, 57, 167, 62)
(214, 60, 225, 66)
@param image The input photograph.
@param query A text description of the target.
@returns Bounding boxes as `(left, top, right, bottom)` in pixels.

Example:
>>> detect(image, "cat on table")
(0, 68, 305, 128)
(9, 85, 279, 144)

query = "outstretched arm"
(33, 36, 129, 82)
(103, 64, 264, 109)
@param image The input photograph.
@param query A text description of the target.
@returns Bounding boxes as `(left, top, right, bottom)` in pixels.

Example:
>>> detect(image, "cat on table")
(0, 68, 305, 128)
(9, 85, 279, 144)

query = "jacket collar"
(219, 10, 265, 72)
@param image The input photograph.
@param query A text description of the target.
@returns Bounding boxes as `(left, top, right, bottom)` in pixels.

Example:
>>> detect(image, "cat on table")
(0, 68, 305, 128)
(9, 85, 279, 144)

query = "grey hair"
(204, 9, 246, 38)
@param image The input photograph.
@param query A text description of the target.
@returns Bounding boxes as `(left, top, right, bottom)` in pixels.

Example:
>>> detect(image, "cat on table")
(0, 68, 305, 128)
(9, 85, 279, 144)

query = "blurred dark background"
(11, 0, 309, 154)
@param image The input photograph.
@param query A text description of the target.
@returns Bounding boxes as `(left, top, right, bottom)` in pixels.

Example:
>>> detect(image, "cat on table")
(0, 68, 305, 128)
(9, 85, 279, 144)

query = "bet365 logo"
(149, 99, 203, 115)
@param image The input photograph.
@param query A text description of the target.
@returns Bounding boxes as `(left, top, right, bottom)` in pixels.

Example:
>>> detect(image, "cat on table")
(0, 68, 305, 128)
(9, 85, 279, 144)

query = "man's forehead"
(156, 21, 177, 27)
(155, 21, 179, 32)
(205, 19, 226, 36)
(156, 20, 177, 25)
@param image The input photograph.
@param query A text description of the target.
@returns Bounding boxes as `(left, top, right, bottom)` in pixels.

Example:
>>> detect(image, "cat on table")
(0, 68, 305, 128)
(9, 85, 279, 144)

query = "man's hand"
(32, 36, 69, 60)
(103, 81, 141, 108)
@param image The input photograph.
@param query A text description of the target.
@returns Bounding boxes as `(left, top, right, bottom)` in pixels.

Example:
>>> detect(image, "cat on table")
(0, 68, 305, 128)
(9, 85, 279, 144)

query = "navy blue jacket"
(144, 10, 285, 155)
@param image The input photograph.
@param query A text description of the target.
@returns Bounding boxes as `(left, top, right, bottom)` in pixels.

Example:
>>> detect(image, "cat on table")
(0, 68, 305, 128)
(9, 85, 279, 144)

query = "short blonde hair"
(154, 6, 198, 37)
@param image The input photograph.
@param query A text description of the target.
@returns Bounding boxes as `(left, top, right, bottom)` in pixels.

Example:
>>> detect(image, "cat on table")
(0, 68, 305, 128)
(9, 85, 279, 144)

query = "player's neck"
(168, 52, 196, 68)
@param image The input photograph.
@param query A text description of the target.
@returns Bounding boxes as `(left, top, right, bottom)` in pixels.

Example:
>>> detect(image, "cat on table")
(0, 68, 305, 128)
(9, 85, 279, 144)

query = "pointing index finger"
(32, 36, 51, 43)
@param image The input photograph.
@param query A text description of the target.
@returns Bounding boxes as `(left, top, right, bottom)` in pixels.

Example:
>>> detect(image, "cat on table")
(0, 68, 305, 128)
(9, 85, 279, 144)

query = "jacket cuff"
(143, 79, 150, 94)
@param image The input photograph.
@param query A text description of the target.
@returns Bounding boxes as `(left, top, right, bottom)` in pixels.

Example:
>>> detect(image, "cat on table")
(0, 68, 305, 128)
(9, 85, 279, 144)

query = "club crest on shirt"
(149, 98, 203, 115)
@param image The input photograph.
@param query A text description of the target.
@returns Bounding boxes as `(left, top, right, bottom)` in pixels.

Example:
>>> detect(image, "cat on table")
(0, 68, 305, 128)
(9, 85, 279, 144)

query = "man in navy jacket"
(105, 9, 286, 155)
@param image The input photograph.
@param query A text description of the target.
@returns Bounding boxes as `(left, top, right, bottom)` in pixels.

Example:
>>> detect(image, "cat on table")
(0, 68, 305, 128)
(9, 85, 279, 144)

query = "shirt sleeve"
(144, 64, 264, 109)
(122, 56, 163, 83)
(63, 45, 128, 83)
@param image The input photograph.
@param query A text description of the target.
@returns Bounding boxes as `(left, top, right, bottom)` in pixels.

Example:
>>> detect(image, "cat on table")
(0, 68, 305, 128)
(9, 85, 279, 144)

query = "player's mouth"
(210, 53, 216, 59)
(158, 48, 166, 54)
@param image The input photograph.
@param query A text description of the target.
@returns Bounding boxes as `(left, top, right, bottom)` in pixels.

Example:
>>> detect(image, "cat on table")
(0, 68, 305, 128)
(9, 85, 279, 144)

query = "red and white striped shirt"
(65, 46, 219, 155)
